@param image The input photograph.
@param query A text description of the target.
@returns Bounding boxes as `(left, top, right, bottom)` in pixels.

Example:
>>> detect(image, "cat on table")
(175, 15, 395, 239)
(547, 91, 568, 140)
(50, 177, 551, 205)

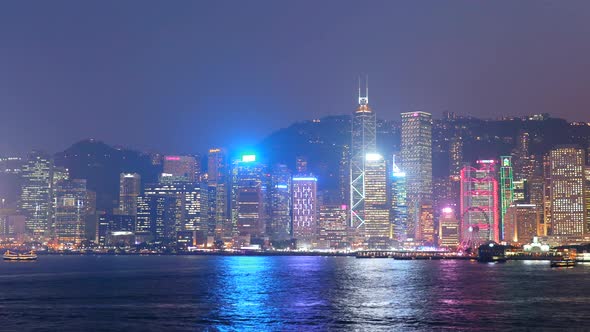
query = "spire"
(358, 75, 369, 105)
(358, 76, 361, 104)
(365, 74, 369, 102)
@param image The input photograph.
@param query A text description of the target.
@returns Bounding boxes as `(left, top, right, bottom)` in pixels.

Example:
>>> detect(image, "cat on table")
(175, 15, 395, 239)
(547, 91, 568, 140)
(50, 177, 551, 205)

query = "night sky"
(1, 1, 590, 155)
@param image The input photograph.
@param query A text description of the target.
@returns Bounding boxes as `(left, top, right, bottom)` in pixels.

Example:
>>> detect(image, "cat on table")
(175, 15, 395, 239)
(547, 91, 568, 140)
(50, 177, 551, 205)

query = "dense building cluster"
(1, 93, 590, 252)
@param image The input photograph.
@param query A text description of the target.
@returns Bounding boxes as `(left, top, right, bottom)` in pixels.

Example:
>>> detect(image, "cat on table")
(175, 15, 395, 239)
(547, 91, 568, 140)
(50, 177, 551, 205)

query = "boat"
(477, 242, 507, 263)
(550, 258, 576, 268)
(3, 250, 38, 261)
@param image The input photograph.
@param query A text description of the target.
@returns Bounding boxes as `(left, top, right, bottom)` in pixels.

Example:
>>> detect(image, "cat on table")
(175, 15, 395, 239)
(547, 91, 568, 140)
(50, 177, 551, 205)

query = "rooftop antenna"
(358, 75, 369, 105)
(366, 74, 369, 102)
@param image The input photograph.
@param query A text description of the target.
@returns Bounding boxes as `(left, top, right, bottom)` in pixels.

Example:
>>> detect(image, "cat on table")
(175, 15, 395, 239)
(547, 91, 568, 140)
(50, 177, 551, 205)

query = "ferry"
(3, 250, 38, 261)
(550, 259, 576, 268)
(477, 242, 507, 263)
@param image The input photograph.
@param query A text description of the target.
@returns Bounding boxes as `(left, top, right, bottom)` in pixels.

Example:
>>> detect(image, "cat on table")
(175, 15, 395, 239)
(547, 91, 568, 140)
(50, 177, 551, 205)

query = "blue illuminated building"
(269, 164, 292, 241)
(231, 154, 267, 242)
(390, 155, 408, 242)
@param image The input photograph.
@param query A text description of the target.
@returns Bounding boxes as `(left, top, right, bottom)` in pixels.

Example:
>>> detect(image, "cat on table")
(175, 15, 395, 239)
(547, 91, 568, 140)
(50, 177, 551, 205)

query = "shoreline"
(23, 251, 569, 261)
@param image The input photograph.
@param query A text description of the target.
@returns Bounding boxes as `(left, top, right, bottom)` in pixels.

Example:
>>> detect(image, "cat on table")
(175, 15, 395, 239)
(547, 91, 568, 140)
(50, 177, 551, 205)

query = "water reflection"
(1, 256, 590, 330)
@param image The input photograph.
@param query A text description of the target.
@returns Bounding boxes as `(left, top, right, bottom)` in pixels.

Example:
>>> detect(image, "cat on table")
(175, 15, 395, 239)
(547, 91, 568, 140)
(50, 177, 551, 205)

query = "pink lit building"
(460, 160, 499, 246)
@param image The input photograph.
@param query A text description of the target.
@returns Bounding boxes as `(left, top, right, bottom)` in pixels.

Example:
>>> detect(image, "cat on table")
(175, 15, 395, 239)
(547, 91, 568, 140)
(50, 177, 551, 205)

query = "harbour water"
(0, 255, 589, 331)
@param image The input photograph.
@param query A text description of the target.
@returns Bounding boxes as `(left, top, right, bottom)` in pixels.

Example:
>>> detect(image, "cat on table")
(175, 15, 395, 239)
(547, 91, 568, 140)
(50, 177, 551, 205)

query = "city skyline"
(2, 1, 590, 155)
(3, 2, 590, 330)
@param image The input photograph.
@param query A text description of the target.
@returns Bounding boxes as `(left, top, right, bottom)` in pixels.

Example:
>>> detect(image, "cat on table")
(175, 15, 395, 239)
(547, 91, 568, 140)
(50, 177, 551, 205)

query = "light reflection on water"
(0, 256, 589, 330)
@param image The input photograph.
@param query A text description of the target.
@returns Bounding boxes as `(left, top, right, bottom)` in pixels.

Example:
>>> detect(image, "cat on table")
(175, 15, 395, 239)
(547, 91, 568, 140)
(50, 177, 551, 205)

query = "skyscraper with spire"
(350, 77, 376, 230)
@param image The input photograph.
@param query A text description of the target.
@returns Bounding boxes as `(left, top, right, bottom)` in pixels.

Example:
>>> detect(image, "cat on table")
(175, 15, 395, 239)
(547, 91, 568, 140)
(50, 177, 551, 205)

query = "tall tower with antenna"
(350, 76, 377, 230)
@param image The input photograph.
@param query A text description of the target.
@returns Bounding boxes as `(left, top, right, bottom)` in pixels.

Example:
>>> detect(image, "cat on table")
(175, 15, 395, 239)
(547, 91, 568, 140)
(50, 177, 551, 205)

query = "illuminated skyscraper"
(350, 79, 376, 230)
(119, 173, 141, 216)
(19, 151, 53, 238)
(135, 194, 178, 242)
(207, 148, 229, 236)
(449, 136, 463, 177)
(54, 179, 87, 246)
(292, 176, 318, 247)
(528, 176, 546, 235)
(585, 166, 590, 234)
(339, 145, 350, 206)
(499, 156, 514, 240)
(549, 146, 586, 235)
(513, 180, 526, 203)
(135, 196, 155, 240)
(97, 213, 135, 247)
(390, 156, 408, 241)
(50, 166, 69, 231)
(144, 182, 203, 233)
(504, 204, 540, 245)
(416, 202, 435, 244)
(439, 207, 459, 248)
(364, 153, 390, 248)
(270, 164, 292, 240)
(512, 132, 536, 181)
(400, 111, 432, 238)
(460, 160, 499, 246)
(52, 167, 69, 186)
(318, 204, 348, 249)
(542, 154, 552, 234)
(231, 155, 266, 239)
(163, 155, 198, 183)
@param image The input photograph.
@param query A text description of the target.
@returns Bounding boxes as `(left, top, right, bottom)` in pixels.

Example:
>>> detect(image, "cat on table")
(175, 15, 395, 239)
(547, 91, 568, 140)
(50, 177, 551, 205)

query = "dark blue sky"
(1, 1, 590, 155)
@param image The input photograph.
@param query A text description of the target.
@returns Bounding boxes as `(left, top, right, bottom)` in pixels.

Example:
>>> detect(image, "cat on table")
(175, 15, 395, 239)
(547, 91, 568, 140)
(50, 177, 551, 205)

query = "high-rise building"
(144, 182, 203, 233)
(0, 209, 26, 241)
(503, 204, 540, 245)
(119, 173, 141, 216)
(231, 155, 266, 239)
(50, 166, 69, 232)
(499, 156, 514, 240)
(528, 176, 546, 235)
(0, 157, 24, 175)
(513, 180, 526, 203)
(97, 213, 135, 247)
(136, 194, 179, 242)
(84, 190, 97, 241)
(400, 111, 433, 238)
(207, 148, 229, 234)
(54, 179, 87, 246)
(363, 153, 390, 248)
(438, 207, 459, 248)
(269, 164, 292, 240)
(585, 166, 590, 234)
(390, 156, 408, 241)
(318, 204, 348, 249)
(292, 176, 318, 247)
(512, 132, 537, 181)
(416, 202, 435, 244)
(549, 146, 586, 235)
(163, 155, 198, 183)
(51, 167, 69, 186)
(542, 154, 552, 234)
(19, 151, 53, 238)
(449, 136, 463, 177)
(350, 79, 376, 230)
(460, 160, 499, 246)
(135, 196, 154, 240)
(432, 176, 454, 238)
(339, 145, 350, 206)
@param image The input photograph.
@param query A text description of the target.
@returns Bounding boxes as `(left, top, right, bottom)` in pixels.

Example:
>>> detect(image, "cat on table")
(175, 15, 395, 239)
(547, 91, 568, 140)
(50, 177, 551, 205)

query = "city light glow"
(365, 153, 383, 161)
(241, 154, 256, 162)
